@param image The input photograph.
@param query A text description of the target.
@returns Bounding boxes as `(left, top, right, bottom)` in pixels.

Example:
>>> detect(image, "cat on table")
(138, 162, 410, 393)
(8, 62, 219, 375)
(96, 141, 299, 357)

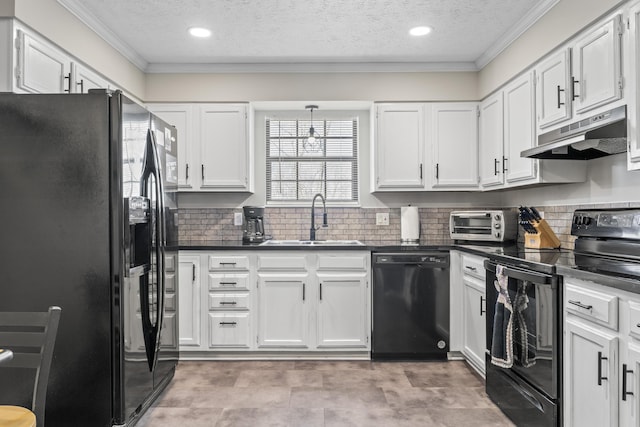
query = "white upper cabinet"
(72, 63, 110, 93)
(373, 103, 427, 190)
(503, 71, 537, 184)
(148, 104, 195, 189)
(479, 92, 504, 188)
(627, 2, 640, 171)
(199, 103, 251, 191)
(572, 15, 623, 115)
(431, 103, 479, 189)
(535, 49, 572, 129)
(17, 29, 72, 94)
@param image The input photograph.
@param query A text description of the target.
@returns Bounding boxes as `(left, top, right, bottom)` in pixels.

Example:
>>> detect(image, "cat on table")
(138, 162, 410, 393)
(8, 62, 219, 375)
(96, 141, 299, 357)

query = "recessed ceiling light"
(409, 26, 432, 36)
(188, 27, 212, 38)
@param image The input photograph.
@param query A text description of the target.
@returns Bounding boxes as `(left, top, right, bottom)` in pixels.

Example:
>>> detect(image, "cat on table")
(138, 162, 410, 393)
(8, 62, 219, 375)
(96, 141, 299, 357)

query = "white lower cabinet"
(257, 273, 310, 348)
(178, 250, 370, 357)
(462, 274, 486, 375)
(563, 276, 640, 427)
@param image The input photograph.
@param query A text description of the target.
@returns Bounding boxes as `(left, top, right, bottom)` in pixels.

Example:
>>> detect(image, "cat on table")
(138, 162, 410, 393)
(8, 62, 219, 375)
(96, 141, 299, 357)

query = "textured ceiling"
(58, 0, 554, 72)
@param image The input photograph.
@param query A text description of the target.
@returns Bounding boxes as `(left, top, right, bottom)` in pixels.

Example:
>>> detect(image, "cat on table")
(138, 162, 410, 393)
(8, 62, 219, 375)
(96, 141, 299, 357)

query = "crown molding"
(56, 0, 148, 70)
(145, 61, 479, 73)
(475, 0, 561, 69)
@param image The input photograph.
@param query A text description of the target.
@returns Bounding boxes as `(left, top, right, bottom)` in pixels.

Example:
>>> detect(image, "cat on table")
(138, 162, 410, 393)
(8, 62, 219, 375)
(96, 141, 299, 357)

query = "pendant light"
(304, 104, 320, 152)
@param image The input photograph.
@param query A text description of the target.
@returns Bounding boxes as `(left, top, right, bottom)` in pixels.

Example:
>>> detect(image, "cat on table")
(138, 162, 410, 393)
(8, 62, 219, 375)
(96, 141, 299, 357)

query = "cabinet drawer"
(628, 300, 640, 341)
(317, 254, 367, 271)
(209, 256, 249, 270)
(208, 273, 250, 291)
(208, 312, 251, 348)
(165, 293, 176, 311)
(209, 292, 250, 310)
(165, 254, 176, 272)
(257, 255, 306, 270)
(565, 283, 618, 330)
(462, 254, 486, 279)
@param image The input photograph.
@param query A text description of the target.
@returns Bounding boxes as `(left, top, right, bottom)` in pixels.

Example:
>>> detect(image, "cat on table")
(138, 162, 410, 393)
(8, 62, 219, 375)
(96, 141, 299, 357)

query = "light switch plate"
(376, 212, 389, 226)
(234, 212, 243, 226)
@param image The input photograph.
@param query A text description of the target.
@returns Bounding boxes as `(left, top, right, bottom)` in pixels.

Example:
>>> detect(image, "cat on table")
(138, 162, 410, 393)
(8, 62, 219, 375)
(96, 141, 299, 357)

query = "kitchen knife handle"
(556, 85, 565, 108)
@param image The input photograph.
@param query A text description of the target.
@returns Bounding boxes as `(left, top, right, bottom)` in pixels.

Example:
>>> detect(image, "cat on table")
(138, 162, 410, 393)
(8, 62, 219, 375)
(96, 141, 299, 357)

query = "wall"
(145, 72, 478, 103)
(500, 155, 640, 207)
(478, 0, 626, 97)
(12, 0, 146, 98)
(0, 1, 14, 16)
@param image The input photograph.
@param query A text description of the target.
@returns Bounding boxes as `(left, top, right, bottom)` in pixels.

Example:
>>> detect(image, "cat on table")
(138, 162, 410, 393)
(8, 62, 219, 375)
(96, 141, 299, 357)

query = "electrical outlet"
(376, 212, 389, 226)
(234, 212, 243, 226)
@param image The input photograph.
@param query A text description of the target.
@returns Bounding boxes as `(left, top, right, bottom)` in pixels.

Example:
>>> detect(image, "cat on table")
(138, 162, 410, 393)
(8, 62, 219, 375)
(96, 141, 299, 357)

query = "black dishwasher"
(372, 252, 450, 359)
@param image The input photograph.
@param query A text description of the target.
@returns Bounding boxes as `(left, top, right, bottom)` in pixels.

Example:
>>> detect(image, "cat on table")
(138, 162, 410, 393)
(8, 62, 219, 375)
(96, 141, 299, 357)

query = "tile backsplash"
(178, 202, 640, 249)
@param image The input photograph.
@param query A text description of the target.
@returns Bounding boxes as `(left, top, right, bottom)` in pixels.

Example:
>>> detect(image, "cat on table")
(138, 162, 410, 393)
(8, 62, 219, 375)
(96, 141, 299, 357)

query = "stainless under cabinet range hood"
(521, 105, 627, 160)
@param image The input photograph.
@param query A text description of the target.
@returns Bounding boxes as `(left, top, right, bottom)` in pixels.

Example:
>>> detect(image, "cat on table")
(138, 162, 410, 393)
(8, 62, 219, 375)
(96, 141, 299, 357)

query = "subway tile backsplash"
(178, 202, 640, 249)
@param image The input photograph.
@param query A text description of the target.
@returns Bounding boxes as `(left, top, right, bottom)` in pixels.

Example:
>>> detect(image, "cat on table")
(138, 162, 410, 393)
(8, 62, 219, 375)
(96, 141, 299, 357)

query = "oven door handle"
(484, 261, 553, 284)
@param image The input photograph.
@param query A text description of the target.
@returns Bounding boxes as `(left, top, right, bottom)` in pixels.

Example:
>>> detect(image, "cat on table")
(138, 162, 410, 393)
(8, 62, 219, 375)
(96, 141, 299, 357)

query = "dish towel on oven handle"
(491, 265, 514, 368)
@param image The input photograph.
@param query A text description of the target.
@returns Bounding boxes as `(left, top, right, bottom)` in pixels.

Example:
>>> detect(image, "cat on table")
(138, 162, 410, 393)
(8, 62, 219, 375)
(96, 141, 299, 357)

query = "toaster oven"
(449, 210, 517, 242)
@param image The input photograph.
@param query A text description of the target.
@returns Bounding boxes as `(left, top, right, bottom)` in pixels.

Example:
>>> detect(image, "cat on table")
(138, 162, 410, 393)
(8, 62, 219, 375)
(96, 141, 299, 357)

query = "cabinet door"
(572, 15, 623, 115)
(199, 104, 250, 191)
(431, 103, 479, 189)
(504, 71, 537, 184)
(479, 93, 504, 188)
(627, 4, 640, 170)
(564, 318, 618, 427)
(257, 274, 309, 348)
(178, 255, 202, 348)
(622, 344, 640, 427)
(316, 273, 368, 348)
(374, 104, 426, 190)
(462, 278, 486, 373)
(72, 63, 109, 93)
(17, 30, 72, 93)
(536, 49, 572, 129)
(149, 104, 194, 189)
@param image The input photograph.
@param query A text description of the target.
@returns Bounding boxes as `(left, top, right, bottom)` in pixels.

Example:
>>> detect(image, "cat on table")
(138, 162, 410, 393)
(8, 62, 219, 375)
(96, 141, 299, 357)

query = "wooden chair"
(0, 306, 62, 427)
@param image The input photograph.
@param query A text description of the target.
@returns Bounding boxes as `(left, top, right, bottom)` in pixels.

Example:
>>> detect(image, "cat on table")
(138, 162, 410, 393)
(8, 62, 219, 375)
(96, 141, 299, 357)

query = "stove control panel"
(572, 209, 640, 239)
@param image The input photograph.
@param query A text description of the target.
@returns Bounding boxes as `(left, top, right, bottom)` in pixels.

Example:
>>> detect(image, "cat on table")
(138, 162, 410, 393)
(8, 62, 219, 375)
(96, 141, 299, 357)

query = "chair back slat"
(0, 331, 46, 348)
(2, 353, 41, 369)
(0, 312, 49, 326)
(0, 306, 61, 427)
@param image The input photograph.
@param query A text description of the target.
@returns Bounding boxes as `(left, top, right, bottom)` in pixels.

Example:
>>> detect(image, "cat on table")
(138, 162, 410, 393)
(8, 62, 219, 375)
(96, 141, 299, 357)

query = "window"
(266, 117, 358, 202)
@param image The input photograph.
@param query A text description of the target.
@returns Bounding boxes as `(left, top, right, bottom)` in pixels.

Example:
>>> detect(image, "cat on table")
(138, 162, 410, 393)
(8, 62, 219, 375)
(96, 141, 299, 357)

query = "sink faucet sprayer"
(310, 193, 328, 241)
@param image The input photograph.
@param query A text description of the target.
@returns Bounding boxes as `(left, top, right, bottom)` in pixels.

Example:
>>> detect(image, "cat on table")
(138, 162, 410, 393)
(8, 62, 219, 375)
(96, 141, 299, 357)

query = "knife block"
(524, 219, 561, 249)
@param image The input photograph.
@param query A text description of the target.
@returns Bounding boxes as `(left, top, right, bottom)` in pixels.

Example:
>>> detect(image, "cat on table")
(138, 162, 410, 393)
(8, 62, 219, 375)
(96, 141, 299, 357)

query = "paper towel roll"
(401, 206, 420, 244)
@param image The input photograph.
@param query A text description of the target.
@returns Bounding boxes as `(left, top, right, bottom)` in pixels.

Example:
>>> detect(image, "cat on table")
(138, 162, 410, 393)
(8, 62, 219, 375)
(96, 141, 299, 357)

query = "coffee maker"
(242, 206, 265, 244)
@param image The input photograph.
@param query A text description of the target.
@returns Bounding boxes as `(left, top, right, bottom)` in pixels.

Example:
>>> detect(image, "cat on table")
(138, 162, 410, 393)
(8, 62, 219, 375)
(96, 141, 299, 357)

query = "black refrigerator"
(0, 90, 179, 426)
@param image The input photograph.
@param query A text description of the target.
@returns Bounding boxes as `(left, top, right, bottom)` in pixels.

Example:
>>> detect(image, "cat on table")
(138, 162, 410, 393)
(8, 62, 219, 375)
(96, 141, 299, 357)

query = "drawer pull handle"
(623, 364, 634, 401)
(465, 266, 477, 272)
(219, 262, 237, 266)
(219, 301, 237, 305)
(219, 321, 237, 327)
(568, 300, 593, 311)
(598, 351, 608, 386)
(220, 282, 237, 286)
(636, 323, 640, 328)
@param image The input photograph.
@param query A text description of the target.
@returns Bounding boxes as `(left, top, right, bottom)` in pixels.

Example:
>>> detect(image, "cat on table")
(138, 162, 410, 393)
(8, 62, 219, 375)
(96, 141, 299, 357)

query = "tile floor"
(137, 360, 515, 427)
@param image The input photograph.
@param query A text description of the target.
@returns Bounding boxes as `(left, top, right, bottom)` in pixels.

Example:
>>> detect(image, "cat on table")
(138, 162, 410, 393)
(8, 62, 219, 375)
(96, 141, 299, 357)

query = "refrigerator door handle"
(147, 129, 166, 369)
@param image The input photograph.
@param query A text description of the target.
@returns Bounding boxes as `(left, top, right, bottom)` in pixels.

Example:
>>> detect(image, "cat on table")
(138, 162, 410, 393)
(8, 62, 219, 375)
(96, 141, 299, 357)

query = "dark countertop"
(178, 239, 512, 258)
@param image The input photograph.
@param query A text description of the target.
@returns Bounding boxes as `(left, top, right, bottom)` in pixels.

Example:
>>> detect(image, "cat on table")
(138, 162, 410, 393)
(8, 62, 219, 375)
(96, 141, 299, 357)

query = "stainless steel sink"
(260, 239, 364, 246)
